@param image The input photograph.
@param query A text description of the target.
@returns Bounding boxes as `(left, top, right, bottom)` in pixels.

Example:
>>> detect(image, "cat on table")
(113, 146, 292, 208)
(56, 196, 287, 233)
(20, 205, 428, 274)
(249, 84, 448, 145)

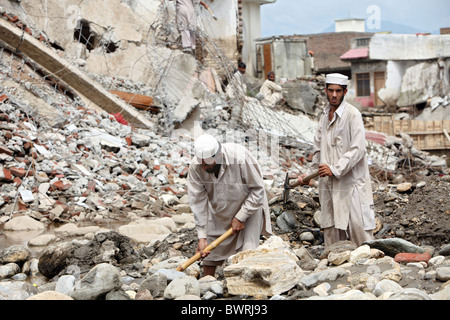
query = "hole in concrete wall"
(50, 41, 64, 51)
(74, 19, 99, 51)
(102, 41, 119, 53)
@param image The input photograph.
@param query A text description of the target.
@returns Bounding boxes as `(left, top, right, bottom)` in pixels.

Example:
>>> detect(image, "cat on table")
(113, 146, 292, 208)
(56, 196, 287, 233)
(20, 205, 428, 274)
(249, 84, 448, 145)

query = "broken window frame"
(356, 72, 370, 97)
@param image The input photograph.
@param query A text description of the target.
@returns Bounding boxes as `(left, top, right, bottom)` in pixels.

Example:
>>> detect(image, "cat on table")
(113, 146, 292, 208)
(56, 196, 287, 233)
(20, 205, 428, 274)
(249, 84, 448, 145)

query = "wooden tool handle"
(176, 228, 234, 272)
(289, 170, 320, 188)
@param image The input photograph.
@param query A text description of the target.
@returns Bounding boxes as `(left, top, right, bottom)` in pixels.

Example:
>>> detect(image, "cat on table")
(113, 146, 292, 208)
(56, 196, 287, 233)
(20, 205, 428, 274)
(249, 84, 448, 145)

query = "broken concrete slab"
(0, 17, 153, 129)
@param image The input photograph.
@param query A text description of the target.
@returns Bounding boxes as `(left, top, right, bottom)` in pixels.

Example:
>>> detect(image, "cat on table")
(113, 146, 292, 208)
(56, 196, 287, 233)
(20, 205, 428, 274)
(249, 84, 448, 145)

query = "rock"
(139, 272, 168, 298)
(328, 250, 350, 266)
(349, 245, 372, 264)
(299, 231, 315, 242)
(372, 279, 403, 297)
(175, 294, 202, 300)
(71, 263, 122, 300)
(224, 236, 304, 296)
(363, 238, 425, 257)
(429, 285, 450, 300)
(299, 267, 348, 288)
(163, 276, 200, 300)
(105, 290, 131, 300)
(387, 288, 431, 300)
(148, 256, 200, 278)
(294, 245, 318, 270)
(276, 211, 299, 232)
(38, 241, 74, 278)
(438, 244, 450, 256)
(0, 281, 38, 300)
(0, 245, 31, 264)
(396, 182, 413, 192)
(428, 256, 445, 267)
(436, 267, 450, 282)
(320, 240, 357, 259)
(55, 275, 76, 296)
(135, 289, 153, 300)
(28, 234, 57, 246)
(27, 290, 74, 300)
(304, 289, 375, 300)
(0, 263, 20, 279)
(4, 215, 45, 231)
(199, 275, 223, 296)
(118, 223, 171, 243)
(313, 282, 331, 297)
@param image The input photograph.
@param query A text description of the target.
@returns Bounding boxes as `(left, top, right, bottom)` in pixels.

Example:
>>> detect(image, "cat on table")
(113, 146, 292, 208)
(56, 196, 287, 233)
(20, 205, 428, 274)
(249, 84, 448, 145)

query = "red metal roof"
(340, 47, 369, 60)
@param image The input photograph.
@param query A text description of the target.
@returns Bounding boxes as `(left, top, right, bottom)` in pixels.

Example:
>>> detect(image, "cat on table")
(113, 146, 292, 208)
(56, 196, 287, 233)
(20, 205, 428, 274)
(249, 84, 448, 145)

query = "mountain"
(321, 20, 440, 35)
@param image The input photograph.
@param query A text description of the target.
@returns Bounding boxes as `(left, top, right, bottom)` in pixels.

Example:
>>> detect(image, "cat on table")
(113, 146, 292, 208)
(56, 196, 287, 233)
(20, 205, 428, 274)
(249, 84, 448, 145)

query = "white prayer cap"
(326, 73, 348, 86)
(194, 134, 221, 160)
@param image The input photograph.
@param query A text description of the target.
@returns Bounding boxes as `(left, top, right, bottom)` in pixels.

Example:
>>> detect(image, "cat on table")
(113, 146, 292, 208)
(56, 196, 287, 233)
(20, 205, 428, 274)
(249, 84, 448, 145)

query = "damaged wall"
(370, 34, 450, 61)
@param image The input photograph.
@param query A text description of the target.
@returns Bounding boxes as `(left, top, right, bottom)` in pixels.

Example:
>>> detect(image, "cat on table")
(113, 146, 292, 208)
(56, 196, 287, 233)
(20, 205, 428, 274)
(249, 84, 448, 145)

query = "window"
(356, 73, 370, 97)
(356, 38, 370, 47)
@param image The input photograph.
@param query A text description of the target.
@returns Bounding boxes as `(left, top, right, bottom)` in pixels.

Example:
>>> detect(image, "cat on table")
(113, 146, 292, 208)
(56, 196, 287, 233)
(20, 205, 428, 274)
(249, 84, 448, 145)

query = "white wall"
(370, 34, 450, 61)
(335, 19, 365, 33)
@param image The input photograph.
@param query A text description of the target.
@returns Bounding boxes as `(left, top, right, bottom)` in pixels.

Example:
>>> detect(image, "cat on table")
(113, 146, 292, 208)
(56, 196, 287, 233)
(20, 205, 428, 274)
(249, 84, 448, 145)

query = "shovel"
(176, 227, 233, 272)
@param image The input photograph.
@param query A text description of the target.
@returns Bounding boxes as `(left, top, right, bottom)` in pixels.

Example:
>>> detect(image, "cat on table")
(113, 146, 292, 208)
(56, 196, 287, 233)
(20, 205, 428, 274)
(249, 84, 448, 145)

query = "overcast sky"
(260, 0, 450, 36)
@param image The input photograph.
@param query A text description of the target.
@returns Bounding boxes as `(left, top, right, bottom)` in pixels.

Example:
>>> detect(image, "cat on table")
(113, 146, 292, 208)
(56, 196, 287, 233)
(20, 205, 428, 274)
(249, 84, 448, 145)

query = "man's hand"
(319, 164, 333, 177)
(196, 238, 210, 259)
(231, 217, 244, 234)
(297, 173, 314, 186)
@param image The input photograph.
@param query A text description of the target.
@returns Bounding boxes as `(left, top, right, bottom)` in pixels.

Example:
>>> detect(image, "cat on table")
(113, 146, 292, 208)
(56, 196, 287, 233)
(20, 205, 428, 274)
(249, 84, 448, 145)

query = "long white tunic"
(259, 80, 283, 107)
(310, 99, 375, 231)
(175, 0, 198, 49)
(187, 143, 272, 263)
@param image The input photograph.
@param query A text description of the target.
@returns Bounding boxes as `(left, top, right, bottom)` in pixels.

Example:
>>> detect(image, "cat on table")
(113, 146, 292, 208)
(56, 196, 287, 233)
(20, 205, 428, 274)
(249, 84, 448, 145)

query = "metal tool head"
(282, 172, 291, 204)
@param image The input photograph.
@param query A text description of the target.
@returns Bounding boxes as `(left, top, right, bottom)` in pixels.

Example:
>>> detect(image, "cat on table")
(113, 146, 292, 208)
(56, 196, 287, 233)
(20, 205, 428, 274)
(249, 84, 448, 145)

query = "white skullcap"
(326, 73, 348, 86)
(194, 134, 221, 160)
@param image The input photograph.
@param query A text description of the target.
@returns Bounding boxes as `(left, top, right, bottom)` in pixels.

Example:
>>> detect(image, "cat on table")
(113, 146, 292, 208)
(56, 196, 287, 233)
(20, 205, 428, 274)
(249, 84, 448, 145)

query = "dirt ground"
(282, 172, 450, 251)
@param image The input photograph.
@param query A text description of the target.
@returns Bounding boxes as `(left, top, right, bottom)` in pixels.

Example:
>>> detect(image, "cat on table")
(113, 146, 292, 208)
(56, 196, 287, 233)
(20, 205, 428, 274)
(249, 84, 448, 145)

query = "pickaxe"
(282, 170, 319, 204)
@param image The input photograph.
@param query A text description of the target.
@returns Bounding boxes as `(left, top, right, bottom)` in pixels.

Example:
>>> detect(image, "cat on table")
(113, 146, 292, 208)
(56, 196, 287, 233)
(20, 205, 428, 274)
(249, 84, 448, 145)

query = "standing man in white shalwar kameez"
(187, 134, 272, 277)
(172, 0, 207, 54)
(297, 73, 375, 247)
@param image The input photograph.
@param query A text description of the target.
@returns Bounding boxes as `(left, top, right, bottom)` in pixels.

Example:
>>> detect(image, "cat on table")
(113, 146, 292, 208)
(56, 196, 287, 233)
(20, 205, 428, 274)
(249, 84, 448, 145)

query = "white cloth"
(259, 79, 283, 107)
(187, 143, 272, 264)
(310, 99, 375, 238)
(326, 73, 348, 86)
(175, 0, 199, 49)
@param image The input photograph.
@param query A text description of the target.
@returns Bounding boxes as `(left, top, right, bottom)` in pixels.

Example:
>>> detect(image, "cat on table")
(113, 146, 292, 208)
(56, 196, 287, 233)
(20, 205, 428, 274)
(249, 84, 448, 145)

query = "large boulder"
(224, 236, 304, 296)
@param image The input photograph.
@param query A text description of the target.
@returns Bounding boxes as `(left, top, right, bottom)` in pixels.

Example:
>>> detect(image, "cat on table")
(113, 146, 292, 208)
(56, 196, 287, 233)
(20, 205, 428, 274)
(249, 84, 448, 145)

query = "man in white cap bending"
(187, 134, 272, 276)
(297, 73, 375, 247)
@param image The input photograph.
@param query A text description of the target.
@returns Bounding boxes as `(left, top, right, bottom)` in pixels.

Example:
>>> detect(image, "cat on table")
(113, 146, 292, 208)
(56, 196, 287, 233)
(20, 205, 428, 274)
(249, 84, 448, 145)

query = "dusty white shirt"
(310, 99, 375, 231)
(187, 143, 272, 261)
(259, 79, 283, 107)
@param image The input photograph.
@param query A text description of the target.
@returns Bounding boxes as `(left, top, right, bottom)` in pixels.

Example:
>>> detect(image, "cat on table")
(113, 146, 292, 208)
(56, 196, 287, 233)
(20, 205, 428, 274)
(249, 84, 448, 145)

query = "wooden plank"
(365, 118, 450, 150)
(109, 90, 159, 112)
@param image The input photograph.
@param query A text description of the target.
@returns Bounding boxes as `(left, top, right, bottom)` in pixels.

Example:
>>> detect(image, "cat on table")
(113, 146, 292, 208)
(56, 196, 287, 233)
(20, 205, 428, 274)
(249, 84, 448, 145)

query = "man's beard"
(206, 163, 221, 174)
